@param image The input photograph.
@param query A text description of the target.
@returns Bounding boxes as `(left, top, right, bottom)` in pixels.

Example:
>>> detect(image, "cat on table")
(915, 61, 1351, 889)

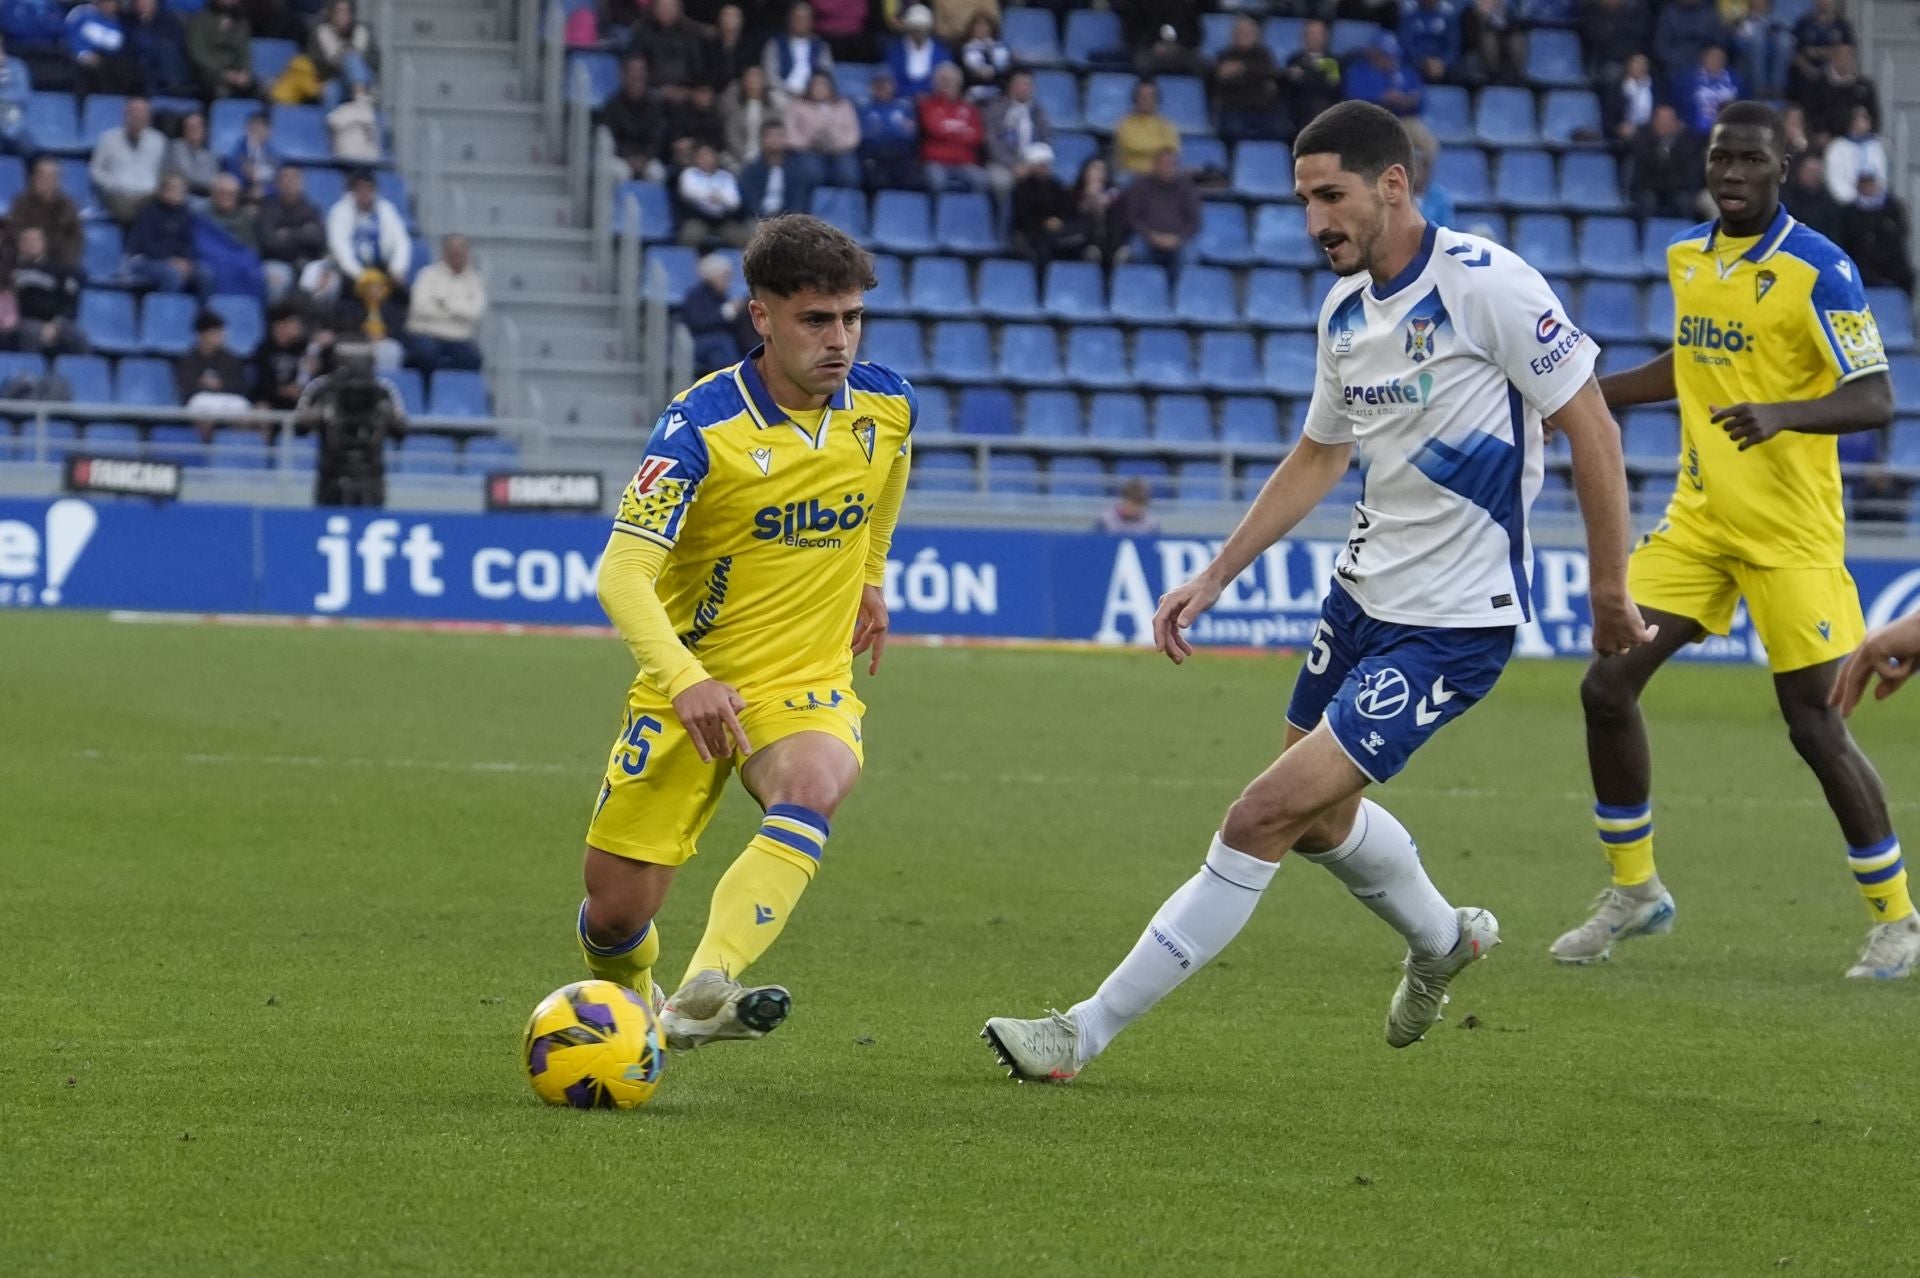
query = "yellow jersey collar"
(1703, 202, 1794, 265)
(734, 346, 854, 433)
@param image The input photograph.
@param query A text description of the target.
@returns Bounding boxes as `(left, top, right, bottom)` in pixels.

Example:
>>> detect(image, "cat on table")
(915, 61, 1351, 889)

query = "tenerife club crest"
(1404, 314, 1440, 363)
(851, 415, 878, 463)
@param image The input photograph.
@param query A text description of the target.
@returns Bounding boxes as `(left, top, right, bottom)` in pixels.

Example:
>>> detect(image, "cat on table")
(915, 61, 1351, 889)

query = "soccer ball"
(523, 979, 665, 1109)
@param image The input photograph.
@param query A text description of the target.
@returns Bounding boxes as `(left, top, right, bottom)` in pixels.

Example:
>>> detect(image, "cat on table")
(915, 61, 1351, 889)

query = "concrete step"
(418, 108, 550, 168)
(495, 291, 621, 325)
(392, 2, 513, 42)
(489, 259, 611, 296)
(508, 322, 625, 363)
(407, 59, 533, 108)
(450, 185, 584, 231)
(442, 162, 570, 197)
(526, 381, 653, 430)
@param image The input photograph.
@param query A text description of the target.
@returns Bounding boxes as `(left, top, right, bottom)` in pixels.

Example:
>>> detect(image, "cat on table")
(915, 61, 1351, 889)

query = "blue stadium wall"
(5, 496, 1920, 663)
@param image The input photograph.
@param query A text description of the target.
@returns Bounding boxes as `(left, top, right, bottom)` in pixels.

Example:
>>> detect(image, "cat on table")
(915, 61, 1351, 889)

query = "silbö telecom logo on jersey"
(1342, 371, 1437, 415)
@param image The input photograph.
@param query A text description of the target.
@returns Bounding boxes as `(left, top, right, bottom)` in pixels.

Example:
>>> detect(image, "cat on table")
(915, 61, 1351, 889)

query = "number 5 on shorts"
(1307, 620, 1335, 675)
(618, 714, 664, 776)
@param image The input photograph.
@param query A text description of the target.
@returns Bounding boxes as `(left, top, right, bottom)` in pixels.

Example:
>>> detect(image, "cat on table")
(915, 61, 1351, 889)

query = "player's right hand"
(1830, 614, 1920, 716)
(671, 679, 753, 763)
(1590, 588, 1658, 656)
(1152, 574, 1224, 665)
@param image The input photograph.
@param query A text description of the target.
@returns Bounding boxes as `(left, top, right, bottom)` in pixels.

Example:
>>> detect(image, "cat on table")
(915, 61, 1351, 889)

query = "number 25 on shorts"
(617, 713, 663, 776)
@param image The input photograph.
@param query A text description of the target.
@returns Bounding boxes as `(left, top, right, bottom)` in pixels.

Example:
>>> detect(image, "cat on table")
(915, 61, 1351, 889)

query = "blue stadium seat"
(866, 253, 908, 314)
(1158, 76, 1208, 134)
(1422, 85, 1474, 146)
(935, 192, 997, 254)
(957, 387, 1018, 436)
(1131, 328, 1194, 391)
(461, 434, 518, 474)
(1641, 217, 1693, 276)
(79, 94, 126, 147)
(1527, 29, 1587, 87)
(1049, 130, 1097, 181)
(931, 321, 994, 381)
(271, 105, 334, 163)
(251, 37, 300, 86)
(428, 370, 490, 417)
(912, 449, 975, 491)
(1891, 422, 1920, 468)
(1263, 17, 1306, 58)
(1559, 152, 1623, 213)
(1888, 354, 1920, 407)
(24, 92, 81, 153)
(300, 164, 348, 213)
(1043, 261, 1107, 321)
(1063, 9, 1122, 67)
(1004, 8, 1061, 64)
(395, 434, 461, 475)
(860, 319, 925, 377)
(1032, 69, 1082, 128)
(209, 98, 257, 153)
(907, 256, 973, 318)
(569, 51, 621, 105)
(914, 386, 950, 434)
(976, 258, 1041, 319)
(139, 293, 198, 356)
(1456, 211, 1509, 245)
(386, 367, 427, 416)
(1176, 458, 1229, 502)
(0, 353, 45, 391)
(1598, 342, 1657, 376)
(1868, 288, 1915, 351)
(1541, 89, 1602, 145)
(1514, 214, 1577, 276)
(82, 422, 139, 453)
(997, 323, 1064, 386)
(1174, 264, 1239, 327)
(10, 418, 76, 462)
(1245, 267, 1315, 330)
(1153, 393, 1214, 442)
(1578, 217, 1641, 279)
(1065, 326, 1129, 389)
(1622, 409, 1680, 465)
(809, 186, 869, 239)
(0, 155, 21, 209)
(78, 291, 139, 356)
(643, 245, 697, 299)
(1520, 0, 1580, 24)
(1048, 455, 1108, 496)
(1183, 135, 1228, 174)
(1495, 149, 1557, 211)
(1112, 457, 1170, 494)
(1434, 148, 1491, 205)
(211, 426, 269, 469)
(1082, 72, 1133, 132)
(1201, 12, 1239, 58)
(1579, 280, 1644, 344)
(148, 424, 208, 469)
(1109, 264, 1172, 323)
(830, 62, 876, 103)
(869, 191, 934, 254)
(114, 357, 177, 406)
(1838, 429, 1882, 465)
(1263, 332, 1317, 397)
(1643, 281, 1674, 342)
(1220, 396, 1283, 446)
(1252, 203, 1316, 267)
(1232, 141, 1294, 201)
(53, 355, 111, 404)
(1199, 331, 1265, 393)
(1475, 86, 1538, 147)
(1088, 391, 1150, 440)
(56, 159, 94, 214)
(208, 294, 264, 357)
(1196, 202, 1253, 266)
(1022, 388, 1083, 437)
(1330, 20, 1382, 56)
(612, 180, 674, 241)
(279, 437, 319, 471)
(81, 221, 124, 284)
(988, 451, 1044, 494)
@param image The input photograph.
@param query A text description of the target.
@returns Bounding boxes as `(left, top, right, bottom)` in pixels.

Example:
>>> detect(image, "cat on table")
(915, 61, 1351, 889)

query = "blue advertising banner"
(5, 497, 1920, 664)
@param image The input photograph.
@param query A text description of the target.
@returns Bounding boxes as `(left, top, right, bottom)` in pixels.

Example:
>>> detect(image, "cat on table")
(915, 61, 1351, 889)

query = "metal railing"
(566, 61, 594, 226)
(541, 0, 567, 155)
(616, 193, 644, 368)
(591, 124, 619, 276)
(517, 0, 543, 99)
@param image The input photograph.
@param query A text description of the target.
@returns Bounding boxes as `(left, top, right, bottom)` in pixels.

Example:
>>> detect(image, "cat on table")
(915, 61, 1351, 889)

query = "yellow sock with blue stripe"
(1848, 836, 1914, 923)
(577, 903, 661, 993)
(682, 804, 825, 986)
(1596, 801, 1656, 887)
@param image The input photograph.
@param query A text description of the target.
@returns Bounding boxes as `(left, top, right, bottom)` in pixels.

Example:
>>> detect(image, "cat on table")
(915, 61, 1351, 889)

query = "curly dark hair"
(741, 214, 878, 298)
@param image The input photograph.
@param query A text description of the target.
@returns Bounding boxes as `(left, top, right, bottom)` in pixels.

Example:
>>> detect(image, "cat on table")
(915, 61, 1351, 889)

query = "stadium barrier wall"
(5, 497, 1920, 664)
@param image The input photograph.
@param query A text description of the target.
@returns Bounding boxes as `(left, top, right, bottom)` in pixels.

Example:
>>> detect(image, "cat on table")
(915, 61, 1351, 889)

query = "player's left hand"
(850, 583, 889, 675)
(1830, 614, 1920, 716)
(1710, 401, 1792, 450)
(1590, 587, 1659, 656)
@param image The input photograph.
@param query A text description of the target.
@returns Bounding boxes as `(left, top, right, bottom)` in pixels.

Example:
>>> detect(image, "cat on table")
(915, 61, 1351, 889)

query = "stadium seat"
(81, 221, 123, 284)
(24, 92, 81, 153)
(462, 435, 519, 474)
(869, 191, 934, 254)
(279, 437, 319, 471)
(1004, 8, 1061, 64)
(1622, 409, 1680, 466)
(79, 94, 126, 147)
(1200, 11, 1238, 58)
(1559, 151, 1623, 213)
(1838, 429, 1881, 465)
(911, 449, 975, 491)
(0, 154, 22, 209)
(1580, 280, 1645, 344)
(1329, 20, 1382, 56)
(1158, 77, 1208, 134)
(1048, 454, 1108, 496)
(1088, 391, 1150, 440)
(1153, 393, 1214, 443)
(1131, 328, 1194, 391)
(1220, 396, 1283, 446)
(1231, 141, 1294, 201)
(1062, 9, 1122, 68)
(976, 258, 1042, 319)
(82, 422, 140, 454)
(78, 290, 140, 356)
(1474, 86, 1538, 147)
(1494, 149, 1557, 211)
(866, 253, 908, 314)
(114, 357, 178, 406)
(1195, 202, 1254, 266)
(384, 368, 426, 416)
(612, 180, 673, 242)
(1514, 214, 1577, 276)
(860, 319, 925, 377)
(208, 294, 264, 357)
(569, 50, 621, 105)
(300, 164, 348, 212)
(1891, 422, 1920, 468)
(934, 192, 997, 254)
(1526, 29, 1587, 87)
(1641, 217, 1693, 276)
(1421, 85, 1474, 146)
(1174, 264, 1240, 327)
(1598, 342, 1657, 376)
(1032, 69, 1082, 128)
(809, 186, 869, 239)
(1643, 281, 1674, 342)
(53, 355, 111, 404)
(1541, 90, 1602, 145)
(1263, 17, 1307, 59)
(642, 245, 697, 300)
(1082, 72, 1133, 132)
(1042, 261, 1107, 321)
(1022, 388, 1083, 437)
(0, 352, 46, 389)
(271, 105, 333, 163)
(11, 418, 76, 462)
(1252, 203, 1316, 267)
(996, 323, 1064, 386)
(213, 426, 270, 469)
(907, 256, 973, 318)
(1263, 332, 1317, 397)
(56, 159, 94, 214)
(931, 321, 994, 381)
(395, 433, 461, 475)
(1245, 267, 1316, 330)
(1183, 135, 1228, 174)
(1888, 354, 1920, 408)
(1578, 217, 1641, 279)
(1176, 458, 1230, 502)
(1199, 330, 1265, 393)
(1434, 149, 1491, 210)
(988, 451, 1044, 494)
(148, 424, 208, 468)
(1109, 264, 1172, 323)
(830, 62, 875, 103)
(1520, 0, 1580, 23)
(1049, 130, 1097, 181)
(957, 386, 1018, 436)
(1112, 457, 1171, 495)
(428, 370, 489, 418)
(139, 292, 198, 356)
(913, 386, 950, 433)
(1065, 326, 1129, 389)
(251, 37, 300, 86)
(1868, 288, 1915, 351)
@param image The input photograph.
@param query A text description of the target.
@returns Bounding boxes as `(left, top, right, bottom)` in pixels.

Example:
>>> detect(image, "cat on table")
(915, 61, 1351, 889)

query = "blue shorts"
(1284, 585, 1515, 783)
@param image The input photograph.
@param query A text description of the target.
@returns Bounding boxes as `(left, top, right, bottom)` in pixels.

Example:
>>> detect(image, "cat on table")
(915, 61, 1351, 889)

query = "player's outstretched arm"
(1711, 370, 1894, 451)
(1831, 612, 1920, 716)
(1551, 377, 1658, 656)
(1153, 436, 1352, 664)
(1596, 349, 1675, 411)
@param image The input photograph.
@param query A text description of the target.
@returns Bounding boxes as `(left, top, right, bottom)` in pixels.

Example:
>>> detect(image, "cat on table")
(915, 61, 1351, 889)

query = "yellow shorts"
(1628, 523, 1865, 673)
(585, 684, 866, 865)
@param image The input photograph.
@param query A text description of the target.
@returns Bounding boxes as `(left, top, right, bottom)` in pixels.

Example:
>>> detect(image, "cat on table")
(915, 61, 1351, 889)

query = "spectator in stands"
(885, 5, 951, 101)
(1345, 32, 1424, 118)
(259, 164, 326, 299)
(66, 0, 142, 96)
(162, 110, 220, 198)
(127, 0, 194, 99)
(785, 69, 863, 191)
(1627, 103, 1704, 218)
(202, 171, 257, 247)
(677, 140, 750, 244)
(1284, 19, 1342, 130)
(0, 35, 27, 152)
(1137, 22, 1207, 80)
(812, 0, 872, 63)
(599, 57, 669, 181)
(1405, 119, 1455, 226)
(633, 0, 706, 103)
(858, 70, 919, 190)
(1824, 105, 1887, 205)
(721, 64, 785, 166)
(707, 4, 752, 91)
(1110, 0, 1197, 64)
(8, 226, 85, 354)
(405, 233, 486, 372)
(1789, 0, 1852, 98)
(959, 13, 1009, 99)
(1679, 46, 1740, 135)
(310, 0, 374, 89)
(126, 173, 203, 293)
(1802, 43, 1877, 143)
(10, 157, 83, 269)
(253, 301, 317, 412)
(1605, 51, 1656, 142)
(1211, 14, 1286, 144)
(325, 169, 410, 299)
(186, 0, 255, 99)
(1843, 173, 1913, 295)
(1729, 0, 1792, 98)
(1652, 0, 1723, 91)
(1113, 79, 1179, 176)
(1400, 0, 1463, 87)
(1072, 156, 1127, 268)
(682, 252, 745, 376)
(1783, 152, 1847, 242)
(1460, 0, 1525, 87)
(741, 123, 814, 218)
(177, 308, 251, 437)
(1099, 477, 1159, 535)
(666, 82, 729, 169)
(918, 63, 989, 194)
(1010, 142, 1080, 266)
(197, 172, 265, 297)
(983, 68, 1051, 207)
(328, 82, 382, 163)
(93, 97, 167, 223)
(1780, 103, 1813, 169)
(226, 110, 282, 203)
(1579, 0, 1649, 84)
(764, 2, 833, 99)
(1118, 147, 1200, 271)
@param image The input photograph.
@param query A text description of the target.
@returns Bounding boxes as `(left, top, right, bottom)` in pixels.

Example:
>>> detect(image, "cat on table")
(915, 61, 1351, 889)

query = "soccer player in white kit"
(983, 101, 1655, 1081)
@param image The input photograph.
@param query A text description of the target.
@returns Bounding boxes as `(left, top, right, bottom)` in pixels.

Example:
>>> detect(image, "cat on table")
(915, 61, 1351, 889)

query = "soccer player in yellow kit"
(1550, 102, 1914, 979)
(575, 215, 915, 1048)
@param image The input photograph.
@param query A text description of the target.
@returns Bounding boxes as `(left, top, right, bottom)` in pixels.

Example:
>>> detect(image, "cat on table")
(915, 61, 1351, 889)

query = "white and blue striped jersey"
(1303, 223, 1598, 628)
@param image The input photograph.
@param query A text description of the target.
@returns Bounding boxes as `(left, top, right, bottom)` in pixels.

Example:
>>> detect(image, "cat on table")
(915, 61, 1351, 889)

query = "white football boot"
(658, 968, 791, 1052)
(1845, 915, 1920, 981)
(1548, 878, 1676, 965)
(1385, 907, 1500, 1048)
(981, 1010, 1082, 1083)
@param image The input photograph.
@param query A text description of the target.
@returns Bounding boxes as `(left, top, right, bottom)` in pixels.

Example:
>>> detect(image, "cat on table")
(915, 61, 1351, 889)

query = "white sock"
(1069, 833, 1279, 1063)
(1298, 799, 1460, 957)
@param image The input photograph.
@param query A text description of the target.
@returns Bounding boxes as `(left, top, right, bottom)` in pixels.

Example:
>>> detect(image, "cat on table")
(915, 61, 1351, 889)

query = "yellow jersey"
(1663, 204, 1889, 567)
(610, 351, 915, 698)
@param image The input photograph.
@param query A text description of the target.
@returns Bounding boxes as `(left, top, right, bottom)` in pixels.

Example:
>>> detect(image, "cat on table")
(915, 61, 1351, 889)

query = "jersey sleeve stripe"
(611, 522, 676, 550)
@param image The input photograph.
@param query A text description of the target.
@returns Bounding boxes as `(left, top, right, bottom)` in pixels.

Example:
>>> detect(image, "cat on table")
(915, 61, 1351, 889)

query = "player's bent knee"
(1222, 792, 1313, 859)
(1784, 710, 1851, 766)
(1580, 662, 1638, 724)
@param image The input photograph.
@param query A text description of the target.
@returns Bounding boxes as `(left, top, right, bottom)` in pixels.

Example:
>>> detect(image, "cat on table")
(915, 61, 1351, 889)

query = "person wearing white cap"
(1009, 141, 1081, 268)
(883, 3, 952, 100)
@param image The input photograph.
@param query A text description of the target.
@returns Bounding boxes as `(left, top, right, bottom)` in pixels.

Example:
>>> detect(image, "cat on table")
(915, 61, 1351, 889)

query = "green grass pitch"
(5, 610, 1919, 1275)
